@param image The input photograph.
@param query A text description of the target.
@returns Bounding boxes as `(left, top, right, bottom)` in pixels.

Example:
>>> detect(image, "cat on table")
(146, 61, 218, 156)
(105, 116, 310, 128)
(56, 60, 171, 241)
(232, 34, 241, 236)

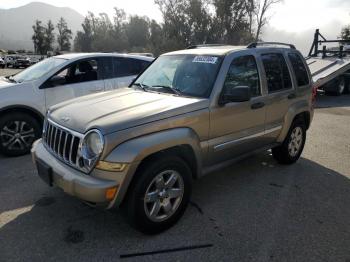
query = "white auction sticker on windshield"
(192, 56, 218, 64)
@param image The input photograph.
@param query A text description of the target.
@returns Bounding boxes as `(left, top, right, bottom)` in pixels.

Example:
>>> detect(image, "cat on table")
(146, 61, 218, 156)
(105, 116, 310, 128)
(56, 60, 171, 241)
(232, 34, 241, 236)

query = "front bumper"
(31, 139, 131, 208)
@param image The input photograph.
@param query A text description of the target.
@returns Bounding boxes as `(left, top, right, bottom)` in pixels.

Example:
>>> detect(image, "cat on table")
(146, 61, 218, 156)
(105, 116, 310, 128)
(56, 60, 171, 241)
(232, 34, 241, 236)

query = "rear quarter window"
(288, 53, 310, 86)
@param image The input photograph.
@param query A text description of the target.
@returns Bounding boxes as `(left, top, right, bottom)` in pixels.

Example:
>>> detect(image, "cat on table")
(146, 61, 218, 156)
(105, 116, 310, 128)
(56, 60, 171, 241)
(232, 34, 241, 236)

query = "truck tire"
(0, 113, 41, 156)
(335, 77, 346, 96)
(124, 155, 192, 234)
(344, 77, 350, 94)
(272, 118, 306, 165)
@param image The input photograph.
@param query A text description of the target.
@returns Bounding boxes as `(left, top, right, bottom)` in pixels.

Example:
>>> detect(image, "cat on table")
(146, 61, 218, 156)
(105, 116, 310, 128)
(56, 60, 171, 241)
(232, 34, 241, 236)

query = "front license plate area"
(36, 159, 53, 186)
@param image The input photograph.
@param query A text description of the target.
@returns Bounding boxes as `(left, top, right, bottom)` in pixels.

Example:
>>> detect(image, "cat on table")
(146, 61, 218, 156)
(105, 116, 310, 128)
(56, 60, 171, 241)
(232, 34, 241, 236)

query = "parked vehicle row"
(0, 55, 40, 68)
(30, 43, 314, 234)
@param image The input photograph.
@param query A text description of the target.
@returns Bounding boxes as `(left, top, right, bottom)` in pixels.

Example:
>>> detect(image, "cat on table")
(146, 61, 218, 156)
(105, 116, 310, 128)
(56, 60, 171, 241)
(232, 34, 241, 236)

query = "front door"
(44, 58, 105, 109)
(208, 54, 266, 165)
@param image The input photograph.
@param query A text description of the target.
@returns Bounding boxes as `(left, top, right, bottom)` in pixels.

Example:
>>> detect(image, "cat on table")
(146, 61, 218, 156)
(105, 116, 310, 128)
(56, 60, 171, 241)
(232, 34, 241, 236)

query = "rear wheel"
(0, 113, 41, 156)
(335, 77, 346, 96)
(124, 155, 192, 234)
(272, 118, 306, 165)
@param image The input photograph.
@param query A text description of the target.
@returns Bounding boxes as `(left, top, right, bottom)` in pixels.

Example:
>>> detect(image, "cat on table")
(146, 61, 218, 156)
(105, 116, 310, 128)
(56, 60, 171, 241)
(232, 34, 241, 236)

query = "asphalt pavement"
(0, 94, 349, 262)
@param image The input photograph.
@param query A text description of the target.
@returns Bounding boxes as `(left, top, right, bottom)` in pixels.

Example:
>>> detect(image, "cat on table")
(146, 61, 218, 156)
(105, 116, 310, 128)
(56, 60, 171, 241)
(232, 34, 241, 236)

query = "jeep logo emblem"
(60, 116, 70, 122)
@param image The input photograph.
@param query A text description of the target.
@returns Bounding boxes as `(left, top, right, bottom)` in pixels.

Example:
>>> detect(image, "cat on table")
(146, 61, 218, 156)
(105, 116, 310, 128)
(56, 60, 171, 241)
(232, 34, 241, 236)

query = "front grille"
(43, 119, 83, 170)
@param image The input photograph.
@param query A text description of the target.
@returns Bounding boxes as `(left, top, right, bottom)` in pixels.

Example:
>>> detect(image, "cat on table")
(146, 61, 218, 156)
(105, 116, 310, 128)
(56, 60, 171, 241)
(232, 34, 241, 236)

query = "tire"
(344, 77, 350, 94)
(123, 155, 192, 234)
(0, 113, 41, 157)
(272, 118, 306, 165)
(335, 77, 345, 96)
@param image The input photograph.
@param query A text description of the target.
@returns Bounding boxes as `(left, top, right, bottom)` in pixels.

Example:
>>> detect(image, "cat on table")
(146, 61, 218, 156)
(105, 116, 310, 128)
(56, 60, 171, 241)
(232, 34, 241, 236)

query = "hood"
(49, 88, 209, 134)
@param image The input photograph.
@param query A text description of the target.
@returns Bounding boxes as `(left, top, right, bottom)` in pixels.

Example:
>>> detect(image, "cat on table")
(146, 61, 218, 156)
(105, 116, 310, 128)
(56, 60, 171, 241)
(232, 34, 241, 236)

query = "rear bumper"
(31, 139, 121, 207)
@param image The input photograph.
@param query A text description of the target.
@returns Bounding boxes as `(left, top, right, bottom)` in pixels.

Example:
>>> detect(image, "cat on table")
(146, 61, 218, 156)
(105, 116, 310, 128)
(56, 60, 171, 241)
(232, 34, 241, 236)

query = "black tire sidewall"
(126, 155, 192, 234)
(0, 113, 41, 156)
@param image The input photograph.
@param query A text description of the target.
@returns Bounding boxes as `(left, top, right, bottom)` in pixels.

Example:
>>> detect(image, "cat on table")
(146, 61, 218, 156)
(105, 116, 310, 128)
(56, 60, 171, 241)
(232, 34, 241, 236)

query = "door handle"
(251, 102, 265, 110)
(287, 93, 296, 99)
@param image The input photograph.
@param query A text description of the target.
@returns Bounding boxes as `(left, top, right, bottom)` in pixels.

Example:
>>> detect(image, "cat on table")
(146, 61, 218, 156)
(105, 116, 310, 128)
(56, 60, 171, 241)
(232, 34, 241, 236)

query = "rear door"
(260, 52, 295, 142)
(44, 58, 105, 108)
(112, 57, 150, 88)
(209, 54, 266, 165)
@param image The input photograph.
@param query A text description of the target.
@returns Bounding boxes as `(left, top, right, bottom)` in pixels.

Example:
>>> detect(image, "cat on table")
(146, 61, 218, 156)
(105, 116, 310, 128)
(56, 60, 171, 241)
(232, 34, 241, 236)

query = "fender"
(277, 100, 310, 143)
(0, 104, 44, 124)
(104, 128, 203, 207)
(105, 127, 203, 174)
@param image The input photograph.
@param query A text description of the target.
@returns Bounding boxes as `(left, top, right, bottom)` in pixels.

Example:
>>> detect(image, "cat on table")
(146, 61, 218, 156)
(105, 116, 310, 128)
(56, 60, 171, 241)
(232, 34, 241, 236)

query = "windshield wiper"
(133, 82, 150, 91)
(151, 85, 183, 96)
(6, 76, 17, 83)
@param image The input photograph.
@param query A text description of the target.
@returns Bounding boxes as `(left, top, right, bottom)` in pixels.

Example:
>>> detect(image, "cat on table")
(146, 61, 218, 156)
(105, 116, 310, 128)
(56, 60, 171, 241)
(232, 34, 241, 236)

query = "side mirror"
(219, 85, 251, 105)
(48, 75, 66, 87)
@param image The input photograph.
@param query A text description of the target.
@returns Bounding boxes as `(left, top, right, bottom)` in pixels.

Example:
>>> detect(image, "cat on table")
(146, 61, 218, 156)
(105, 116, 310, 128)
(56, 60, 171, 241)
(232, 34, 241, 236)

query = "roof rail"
(247, 42, 296, 49)
(186, 44, 230, 49)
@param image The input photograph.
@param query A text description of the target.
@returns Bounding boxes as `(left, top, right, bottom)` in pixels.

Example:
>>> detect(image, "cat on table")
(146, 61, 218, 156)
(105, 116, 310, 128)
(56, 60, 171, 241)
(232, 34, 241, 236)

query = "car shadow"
(1, 152, 350, 261)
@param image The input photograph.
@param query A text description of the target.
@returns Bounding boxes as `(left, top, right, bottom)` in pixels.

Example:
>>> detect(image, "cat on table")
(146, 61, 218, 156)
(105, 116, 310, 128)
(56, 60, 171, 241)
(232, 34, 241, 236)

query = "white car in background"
(0, 57, 5, 68)
(0, 53, 153, 156)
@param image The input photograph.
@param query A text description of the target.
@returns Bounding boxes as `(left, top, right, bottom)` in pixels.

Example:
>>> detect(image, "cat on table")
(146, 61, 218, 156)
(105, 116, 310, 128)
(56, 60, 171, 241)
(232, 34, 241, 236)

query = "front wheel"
(124, 155, 192, 234)
(0, 113, 41, 156)
(272, 118, 306, 165)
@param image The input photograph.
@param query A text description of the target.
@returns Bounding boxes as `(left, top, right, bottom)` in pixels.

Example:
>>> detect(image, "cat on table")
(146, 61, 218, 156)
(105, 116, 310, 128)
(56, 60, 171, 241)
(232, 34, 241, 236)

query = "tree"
(155, 0, 212, 49)
(74, 12, 96, 52)
(125, 15, 150, 50)
(211, 0, 252, 44)
(340, 25, 350, 44)
(44, 20, 55, 53)
(254, 0, 282, 41)
(32, 20, 45, 54)
(57, 17, 72, 51)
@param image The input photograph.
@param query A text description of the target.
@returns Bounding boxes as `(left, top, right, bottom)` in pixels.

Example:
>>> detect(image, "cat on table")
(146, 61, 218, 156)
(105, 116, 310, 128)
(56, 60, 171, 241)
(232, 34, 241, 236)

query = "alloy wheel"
(144, 169, 184, 222)
(0, 120, 35, 151)
(288, 126, 303, 157)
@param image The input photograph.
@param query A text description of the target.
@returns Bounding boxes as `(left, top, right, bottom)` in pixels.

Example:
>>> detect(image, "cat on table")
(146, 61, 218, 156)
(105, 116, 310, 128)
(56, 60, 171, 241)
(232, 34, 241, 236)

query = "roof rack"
(247, 42, 296, 49)
(186, 44, 231, 49)
(308, 29, 350, 58)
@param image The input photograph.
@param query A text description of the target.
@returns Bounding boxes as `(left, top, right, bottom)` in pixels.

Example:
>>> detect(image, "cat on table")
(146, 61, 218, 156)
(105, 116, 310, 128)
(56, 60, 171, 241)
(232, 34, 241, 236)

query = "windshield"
(12, 57, 66, 83)
(134, 54, 223, 98)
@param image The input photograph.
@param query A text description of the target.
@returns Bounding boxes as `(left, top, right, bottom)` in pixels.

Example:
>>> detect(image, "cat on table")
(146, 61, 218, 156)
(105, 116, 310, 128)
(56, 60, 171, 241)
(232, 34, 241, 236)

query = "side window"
(113, 58, 151, 77)
(288, 53, 309, 86)
(261, 53, 292, 93)
(100, 57, 114, 79)
(113, 57, 132, 77)
(48, 59, 99, 87)
(74, 59, 98, 82)
(129, 59, 150, 75)
(223, 55, 261, 97)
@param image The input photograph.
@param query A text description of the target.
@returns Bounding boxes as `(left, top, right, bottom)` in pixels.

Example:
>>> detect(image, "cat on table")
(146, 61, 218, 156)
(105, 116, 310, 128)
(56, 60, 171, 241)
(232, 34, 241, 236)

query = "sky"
(0, 0, 349, 54)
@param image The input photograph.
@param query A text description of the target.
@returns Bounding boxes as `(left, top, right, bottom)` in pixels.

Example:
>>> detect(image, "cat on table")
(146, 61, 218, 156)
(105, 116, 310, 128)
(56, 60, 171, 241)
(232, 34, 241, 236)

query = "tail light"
(311, 84, 317, 108)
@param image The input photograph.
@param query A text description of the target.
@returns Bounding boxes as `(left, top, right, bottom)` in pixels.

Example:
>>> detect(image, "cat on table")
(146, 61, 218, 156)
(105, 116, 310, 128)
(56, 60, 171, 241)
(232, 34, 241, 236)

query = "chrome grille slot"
(43, 119, 83, 170)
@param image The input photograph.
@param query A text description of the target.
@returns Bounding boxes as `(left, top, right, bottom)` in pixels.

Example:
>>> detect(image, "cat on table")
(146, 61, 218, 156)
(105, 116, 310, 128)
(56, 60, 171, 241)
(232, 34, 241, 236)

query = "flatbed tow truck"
(307, 29, 350, 95)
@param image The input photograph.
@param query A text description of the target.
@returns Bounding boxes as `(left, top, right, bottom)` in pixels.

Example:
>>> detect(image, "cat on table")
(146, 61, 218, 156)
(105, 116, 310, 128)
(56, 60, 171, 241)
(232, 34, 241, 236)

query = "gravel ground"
(0, 94, 349, 262)
(0, 68, 23, 77)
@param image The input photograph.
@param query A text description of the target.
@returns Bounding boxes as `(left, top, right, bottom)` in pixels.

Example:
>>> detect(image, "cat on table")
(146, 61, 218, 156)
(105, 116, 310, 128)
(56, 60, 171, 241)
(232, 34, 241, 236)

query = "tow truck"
(307, 29, 350, 95)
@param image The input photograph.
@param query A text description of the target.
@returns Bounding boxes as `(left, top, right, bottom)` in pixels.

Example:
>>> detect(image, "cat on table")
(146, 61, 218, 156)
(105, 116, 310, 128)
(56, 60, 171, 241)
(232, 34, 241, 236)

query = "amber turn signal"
(105, 186, 118, 201)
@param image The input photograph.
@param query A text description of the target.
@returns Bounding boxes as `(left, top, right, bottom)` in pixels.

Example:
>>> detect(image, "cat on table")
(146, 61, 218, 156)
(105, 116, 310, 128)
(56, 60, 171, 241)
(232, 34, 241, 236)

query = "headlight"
(81, 129, 104, 171)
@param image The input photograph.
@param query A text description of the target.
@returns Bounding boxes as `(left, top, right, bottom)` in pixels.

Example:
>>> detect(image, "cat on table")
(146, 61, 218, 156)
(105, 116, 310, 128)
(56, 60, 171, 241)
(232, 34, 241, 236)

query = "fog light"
(96, 161, 127, 172)
(105, 186, 118, 201)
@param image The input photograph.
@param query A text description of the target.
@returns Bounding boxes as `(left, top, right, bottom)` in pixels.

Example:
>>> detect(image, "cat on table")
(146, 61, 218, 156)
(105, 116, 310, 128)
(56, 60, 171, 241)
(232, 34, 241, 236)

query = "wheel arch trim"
(277, 101, 311, 143)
